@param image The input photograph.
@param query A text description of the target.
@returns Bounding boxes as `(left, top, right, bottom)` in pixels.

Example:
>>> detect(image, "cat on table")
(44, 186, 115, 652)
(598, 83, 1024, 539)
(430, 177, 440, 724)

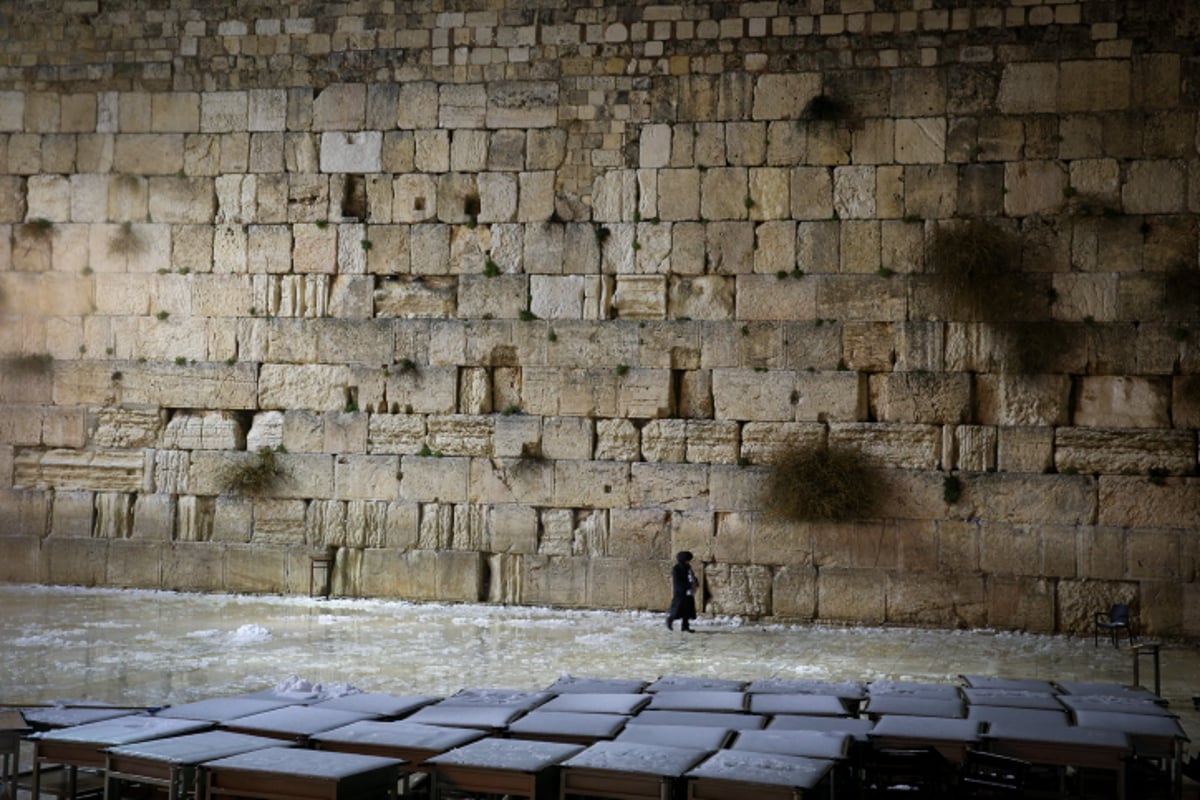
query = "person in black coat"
(666, 551, 698, 632)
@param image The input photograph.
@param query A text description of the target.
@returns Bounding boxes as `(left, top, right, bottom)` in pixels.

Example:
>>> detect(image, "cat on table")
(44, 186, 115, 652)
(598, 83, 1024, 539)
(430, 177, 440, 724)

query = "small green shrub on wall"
(763, 444, 878, 522)
(221, 447, 286, 495)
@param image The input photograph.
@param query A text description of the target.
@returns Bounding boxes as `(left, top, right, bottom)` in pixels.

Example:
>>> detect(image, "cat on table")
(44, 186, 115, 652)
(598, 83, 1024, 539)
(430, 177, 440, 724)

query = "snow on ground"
(0, 583, 1195, 745)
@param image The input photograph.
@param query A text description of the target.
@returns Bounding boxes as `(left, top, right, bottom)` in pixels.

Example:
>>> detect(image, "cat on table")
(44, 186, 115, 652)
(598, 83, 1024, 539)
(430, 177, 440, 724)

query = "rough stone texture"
(0, 0, 1196, 638)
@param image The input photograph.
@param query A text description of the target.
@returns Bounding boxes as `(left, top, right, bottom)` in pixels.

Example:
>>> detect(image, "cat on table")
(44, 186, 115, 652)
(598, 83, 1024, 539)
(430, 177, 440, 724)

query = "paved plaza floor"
(2, 583, 1198, 795)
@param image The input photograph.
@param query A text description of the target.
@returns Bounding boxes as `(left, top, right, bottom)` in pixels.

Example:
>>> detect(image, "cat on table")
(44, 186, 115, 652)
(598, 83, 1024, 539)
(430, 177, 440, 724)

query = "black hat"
(676, 551, 694, 562)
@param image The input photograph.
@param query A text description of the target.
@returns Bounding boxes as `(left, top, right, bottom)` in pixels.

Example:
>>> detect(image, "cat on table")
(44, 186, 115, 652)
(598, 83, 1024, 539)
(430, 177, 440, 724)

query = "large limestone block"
(818, 567, 885, 623)
(367, 414, 425, 455)
(105, 540, 163, 589)
(612, 275, 666, 319)
(375, 277, 456, 318)
(686, 420, 739, 465)
(553, 461, 629, 510)
(595, 418, 639, 461)
(979, 522, 1043, 576)
(789, 167, 833, 220)
(1004, 161, 1066, 217)
(312, 83, 365, 131)
(258, 363, 352, 412)
(753, 73, 821, 120)
(750, 515, 813, 567)
(225, 543, 286, 593)
(188, 451, 334, 501)
(334, 455, 400, 501)
(700, 168, 749, 221)
(641, 419, 686, 463)
(1074, 376, 1170, 428)
(657, 170, 700, 221)
(199, 91, 247, 133)
(964, 473, 1097, 526)
(668, 276, 734, 321)
(458, 275, 526, 319)
(51, 490, 94, 538)
(894, 118, 945, 164)
(622, 557, 669, 610)
(0, 488, 50, 538)
(630, 462, 710, 512)
(530, 276, 584, 319)
(1122, 160, 1186, 214)
(735, 275, 816, 320)
(815, 276, 906, 321)
(427, 415, 493, 458)
(771, 564, 817, 619)
(399, 455, 469, 504)
(471, 455, 554, 507)
(608, 508, 672, 559)
(163, 411, 245, 451)
(985, 576, 1056, 633)
(976, 374, 1071, 426)
(130, 493, 175, 540)
(829, 423, 941, 470)
(113, 134, 184, 175)
(15, 449, 146, 492)
(740, 422, 826, 465)
(1055, 428, 1195, 476)
(490, 504, 539, 554)
(997, 63, 1058, 114)
(1059, 60, 1130, 112)
(319, 131, 382, 173)
(1057, 578, 1139, 635)
(41, 536, 108, 587)
(162, 542, 225, 592)
(712, 368, 795, 421)
(886, 572, 986, 628)
(486, 81, 557, 129)
(0, 91, 25, 132)
(1098, 476, 1200, 528)
(639, 124, 671, 169)
(523, 555, 588, 607)
(709, 464, 770, 513)
(947, 425, 997, 472)
(870, 372, 972, 424)
(148, 177, 214, 223)
(705, 563, 772, 617)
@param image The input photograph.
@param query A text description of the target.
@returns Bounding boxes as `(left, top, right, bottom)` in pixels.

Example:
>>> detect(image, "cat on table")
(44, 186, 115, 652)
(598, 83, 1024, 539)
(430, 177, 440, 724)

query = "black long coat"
(668, 561, 697, 621)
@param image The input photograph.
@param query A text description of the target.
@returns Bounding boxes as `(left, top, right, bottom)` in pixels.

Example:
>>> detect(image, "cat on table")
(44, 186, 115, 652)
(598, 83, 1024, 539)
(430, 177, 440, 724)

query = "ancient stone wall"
(1, 0, 1198, 636)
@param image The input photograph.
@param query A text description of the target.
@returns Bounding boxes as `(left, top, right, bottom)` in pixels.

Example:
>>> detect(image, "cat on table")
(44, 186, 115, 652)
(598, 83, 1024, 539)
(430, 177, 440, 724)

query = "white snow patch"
(228, 624, 272, 646)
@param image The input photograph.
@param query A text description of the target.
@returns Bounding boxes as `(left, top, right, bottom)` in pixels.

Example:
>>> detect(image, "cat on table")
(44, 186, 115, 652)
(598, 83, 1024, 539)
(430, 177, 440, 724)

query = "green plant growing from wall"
(483, 260, 500, 277)
(763, 443, 878, 522)
(802, 94, 845, 121)
(222, 446, 287, 495)
(926, 219, 1021, 322)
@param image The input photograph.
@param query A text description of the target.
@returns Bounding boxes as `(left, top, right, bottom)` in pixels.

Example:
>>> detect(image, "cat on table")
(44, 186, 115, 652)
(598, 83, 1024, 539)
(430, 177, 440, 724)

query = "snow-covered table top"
(544, 676, 648, 694)
(614, 723, 730, 751)
(425, 737, 582, 771)
(1058, 694, 1173, 716)
(967, 706, 1070, 729)
(1071, 711, 1188, 740)
(767, 715, 874, 742)
(627, 710, 765, 730)
(404, 704, 527, 730)
(960, 676, 1057, 693)
(646, 676, 745, 693)
(310, 693, 439, 719)
(157, 697, 295, 723)
(105, 731, 287, 765)
(202, 746, 404, 779)
(506, 711, 628, 739)
(539, 693, 650, 716)
(867, 681, 962, 700)
(1054, 681, 1156, 698)
(686, 750, 834, 789)
(440, 689, 553, 711)
(862, 695, 965, 719)
(748, 694, 848, 716)
(983, 721, 1129, 749)
(962, 688, 1063, 710)
(222, 706, 379, 737)
(731, 730, 851, 760)
(22, 706, 136, 730)
(34, 715, 210, 745)
(868, 715, 981, 743)
(744, 679, 866, 701)
(310, 721, 485, 752)
(563, 740, 708, 776)
(647, 691, 745, 713)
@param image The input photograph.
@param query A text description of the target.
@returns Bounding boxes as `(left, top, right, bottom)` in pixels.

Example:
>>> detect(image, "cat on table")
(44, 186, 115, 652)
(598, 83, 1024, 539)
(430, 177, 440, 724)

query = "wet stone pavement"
(2, 584, 1197, 795)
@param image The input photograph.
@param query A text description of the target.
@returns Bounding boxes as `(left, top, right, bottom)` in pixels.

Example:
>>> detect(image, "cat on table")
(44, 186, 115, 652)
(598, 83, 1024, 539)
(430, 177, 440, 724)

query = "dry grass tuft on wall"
(763, 444, 877, 522)
(926, 219, 1021, 322)
(222, 447, 286, 495)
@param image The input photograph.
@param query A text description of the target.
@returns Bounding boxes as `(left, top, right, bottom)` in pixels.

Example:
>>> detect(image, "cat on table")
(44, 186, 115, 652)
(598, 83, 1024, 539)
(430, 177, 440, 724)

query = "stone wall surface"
(0, 0, 1198, 636)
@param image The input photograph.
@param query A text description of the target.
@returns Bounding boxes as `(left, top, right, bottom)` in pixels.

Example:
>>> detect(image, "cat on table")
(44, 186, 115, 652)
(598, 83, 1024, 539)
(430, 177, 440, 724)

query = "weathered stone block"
(1055, 428, 1195, 476)
(771, 564, 816, 619)
(630, 462, 710, 512)
(595, 418, 639, 462)
(486, 82, 557, 129)
(523, 554, 588, 607)
(965, 473, 1097, 526)
(130, 493, 175, 540)
(818, 567, 885, 623)
(224, 543, 286, 593)
(789, 167, 833, 220)
(399, 455, 468, 504)
(705, 563, 772, 616)
(608, 508, 672, 560)
(986, 575, 1056, 632)
(189, 451, 333, 501)
(997, 62, 1058, 114)
(1059, 60, 1130, 112)
(753, 73, 821, 120)
(15, 449, 146, 492)
(491, 504, 538, 554)
(947, 425, 997, 472)
(870, 372, 971, 424)
(894, 118, 945, 164)
(103, 540, 162, 589)
(887, 571, 987, 628)
(163, 410, 245, 451)
(977, 374, 1071, 427)
(553, 461, 629, 509)
(334, 455, 400, 501)
(735, 275, 816, 320)
(541, 417, 593, 460)
(1098, 476, 1200, 529)
(161, 542, 225, 591)
(1074, 376, 1170, 428)
(712, 369, 794, 422)
(829, 423, 941, 470)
